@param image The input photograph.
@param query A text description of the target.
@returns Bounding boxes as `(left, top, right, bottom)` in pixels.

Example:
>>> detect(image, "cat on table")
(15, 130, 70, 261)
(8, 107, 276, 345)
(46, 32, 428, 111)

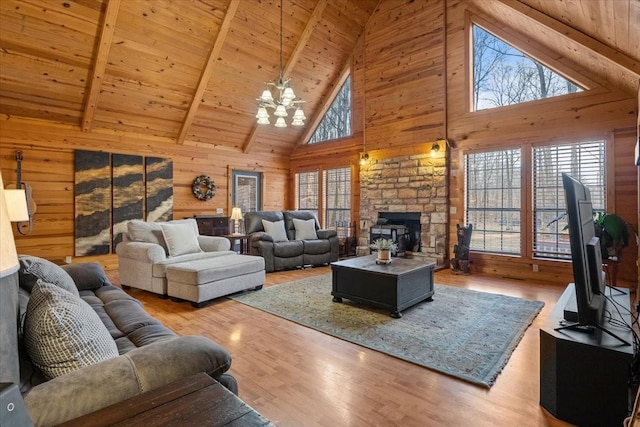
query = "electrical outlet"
(65, 256, 72, 264)
(532, 264, 539, 272)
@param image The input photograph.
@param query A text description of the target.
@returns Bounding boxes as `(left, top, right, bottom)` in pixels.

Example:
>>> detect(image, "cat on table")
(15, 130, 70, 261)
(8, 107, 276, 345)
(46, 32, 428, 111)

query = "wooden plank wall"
(291, 0, 637, 285)
(446, 0, 638, 284)
(1, 0, 637, 285)
(0, 116, 289, 270)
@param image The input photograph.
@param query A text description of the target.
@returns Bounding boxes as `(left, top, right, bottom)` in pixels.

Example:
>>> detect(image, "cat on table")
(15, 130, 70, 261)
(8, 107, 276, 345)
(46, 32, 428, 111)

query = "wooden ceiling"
(0, 0, 638, 156)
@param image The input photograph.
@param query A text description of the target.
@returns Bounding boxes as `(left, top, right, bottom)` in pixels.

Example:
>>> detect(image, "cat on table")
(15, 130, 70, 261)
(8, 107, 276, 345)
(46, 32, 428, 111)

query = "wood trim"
(81, 0, 121, 133)
(498, 0, 640, 79)
(177, 0, 240, 144)
(243, 0, 329, 154)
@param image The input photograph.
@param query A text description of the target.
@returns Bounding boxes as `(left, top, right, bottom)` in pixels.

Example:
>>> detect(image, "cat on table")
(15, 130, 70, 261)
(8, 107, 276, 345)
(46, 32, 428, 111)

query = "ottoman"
(166, 255, 265, 307)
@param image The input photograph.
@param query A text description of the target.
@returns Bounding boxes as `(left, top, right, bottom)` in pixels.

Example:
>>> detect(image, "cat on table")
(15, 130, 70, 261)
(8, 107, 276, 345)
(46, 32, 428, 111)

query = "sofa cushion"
(262, 220, 289, 242)
(24, 280, 119, 380)
(160, 222, 203, 257)
(293, 218, 318, 240)
(303, 239, 331, 255)
(127, 220, 167, 251)
(273, 240, 304, 257)
(19, 255, 79, 297)
(62, 262, 111, 291)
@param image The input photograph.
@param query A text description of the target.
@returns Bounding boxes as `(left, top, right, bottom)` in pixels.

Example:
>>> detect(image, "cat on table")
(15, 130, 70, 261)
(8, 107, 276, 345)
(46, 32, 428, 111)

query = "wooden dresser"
(193, 215, 229, 236)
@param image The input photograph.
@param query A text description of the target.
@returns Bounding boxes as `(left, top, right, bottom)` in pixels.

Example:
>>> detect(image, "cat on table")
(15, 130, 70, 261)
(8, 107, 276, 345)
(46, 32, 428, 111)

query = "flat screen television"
(561, 172, 604, 327)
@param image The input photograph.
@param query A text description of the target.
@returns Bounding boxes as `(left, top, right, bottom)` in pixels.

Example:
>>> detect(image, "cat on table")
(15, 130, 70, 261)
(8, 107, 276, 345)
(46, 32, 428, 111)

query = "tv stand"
(540, 284, 634, 427)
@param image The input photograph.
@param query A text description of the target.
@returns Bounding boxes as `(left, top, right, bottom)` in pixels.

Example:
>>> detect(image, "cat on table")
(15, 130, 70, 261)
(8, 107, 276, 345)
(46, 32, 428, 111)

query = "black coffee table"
(331, 255, 435, 318)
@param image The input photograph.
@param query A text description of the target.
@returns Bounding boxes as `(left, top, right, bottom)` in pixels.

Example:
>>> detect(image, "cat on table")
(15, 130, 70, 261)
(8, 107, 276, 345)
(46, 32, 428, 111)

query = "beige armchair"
(116, 218, 233, 296)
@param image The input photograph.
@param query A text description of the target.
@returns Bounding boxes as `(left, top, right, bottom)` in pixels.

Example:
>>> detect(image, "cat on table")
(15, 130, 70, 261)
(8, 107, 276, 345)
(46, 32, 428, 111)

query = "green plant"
(593, 212, 638, 259)
(547, 211, 638, 260)
(369, 238, 398, 252)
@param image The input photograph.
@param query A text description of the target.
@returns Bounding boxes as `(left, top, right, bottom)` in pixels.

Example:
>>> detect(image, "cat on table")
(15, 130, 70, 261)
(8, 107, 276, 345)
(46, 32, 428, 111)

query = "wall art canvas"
(112, 154, 144, 252)
(145, 157, 173, 222)
(74, 150, 111, 256)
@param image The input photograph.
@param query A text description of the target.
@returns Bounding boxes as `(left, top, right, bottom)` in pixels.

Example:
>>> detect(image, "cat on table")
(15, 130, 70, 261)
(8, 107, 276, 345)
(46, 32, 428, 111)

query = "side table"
(223, 234, 251, 254)
(60, 373, 273, 427)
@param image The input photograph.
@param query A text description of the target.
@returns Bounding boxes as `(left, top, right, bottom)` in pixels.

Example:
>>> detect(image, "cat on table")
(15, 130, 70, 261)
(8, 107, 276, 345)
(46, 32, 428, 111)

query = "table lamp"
(4, 188, 29, 224)
(230, 207, 243, 235)
(0, 175, 20, 278)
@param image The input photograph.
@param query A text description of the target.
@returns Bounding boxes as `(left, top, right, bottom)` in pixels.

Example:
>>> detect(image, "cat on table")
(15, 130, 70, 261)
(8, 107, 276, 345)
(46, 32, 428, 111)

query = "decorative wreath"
(192, 175, 216, 201)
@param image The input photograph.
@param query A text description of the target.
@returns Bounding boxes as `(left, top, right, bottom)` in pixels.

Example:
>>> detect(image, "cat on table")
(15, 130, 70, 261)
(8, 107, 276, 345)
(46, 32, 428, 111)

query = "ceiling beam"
(81, 0, 120, 133)
(498, 0, 640, 77)
(177, 0, 240, 145)
(243, 0, 329, 154)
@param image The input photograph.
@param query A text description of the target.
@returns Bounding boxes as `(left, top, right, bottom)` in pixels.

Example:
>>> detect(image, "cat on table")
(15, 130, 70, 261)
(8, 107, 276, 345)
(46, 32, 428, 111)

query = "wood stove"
(369, 212, 421, 255)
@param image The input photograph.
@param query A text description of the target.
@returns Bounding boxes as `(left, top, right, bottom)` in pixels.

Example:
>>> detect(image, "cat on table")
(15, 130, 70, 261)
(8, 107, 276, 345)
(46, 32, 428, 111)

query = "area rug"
(230, 274, 544, 387)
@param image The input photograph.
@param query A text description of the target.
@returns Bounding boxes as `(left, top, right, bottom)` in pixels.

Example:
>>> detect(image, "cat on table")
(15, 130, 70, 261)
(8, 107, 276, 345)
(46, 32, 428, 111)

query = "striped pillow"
(24, 280, 118, 380)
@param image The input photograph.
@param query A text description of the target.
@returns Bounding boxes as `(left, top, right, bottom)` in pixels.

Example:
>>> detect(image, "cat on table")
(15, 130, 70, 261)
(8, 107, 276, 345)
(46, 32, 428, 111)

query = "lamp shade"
(230, 207, 243, 221)
(4, 189, 29, 222)
(0, 174, 20, 278)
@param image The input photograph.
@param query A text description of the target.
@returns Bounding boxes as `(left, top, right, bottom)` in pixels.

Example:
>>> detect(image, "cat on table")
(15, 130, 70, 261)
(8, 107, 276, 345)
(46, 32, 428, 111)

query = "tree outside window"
(472, 24, 583, 111)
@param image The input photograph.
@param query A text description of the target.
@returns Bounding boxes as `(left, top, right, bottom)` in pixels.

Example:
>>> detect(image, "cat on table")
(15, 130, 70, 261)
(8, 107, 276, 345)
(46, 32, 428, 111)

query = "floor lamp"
(0, 174, 34, 426)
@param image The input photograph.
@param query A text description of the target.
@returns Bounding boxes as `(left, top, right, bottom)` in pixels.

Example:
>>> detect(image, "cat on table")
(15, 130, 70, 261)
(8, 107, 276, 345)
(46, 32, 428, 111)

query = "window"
(308, 75, 351, 144)
(472, 24, 583, 111)
(324, 167, 351, 228)
(296, 171, 319, 219)
(465, 149, 522, 254)
(533, 141, 606, 259)
(231, 170, 262, 213)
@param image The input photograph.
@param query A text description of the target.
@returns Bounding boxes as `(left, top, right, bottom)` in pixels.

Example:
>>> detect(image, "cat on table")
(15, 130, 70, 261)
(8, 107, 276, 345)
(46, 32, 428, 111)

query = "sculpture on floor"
(451, 223, 473, 274)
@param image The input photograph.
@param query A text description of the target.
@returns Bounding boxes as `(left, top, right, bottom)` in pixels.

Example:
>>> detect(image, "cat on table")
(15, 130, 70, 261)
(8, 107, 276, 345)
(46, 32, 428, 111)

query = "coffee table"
(60, 373, 273, 426)
(331, 255, 435, 318)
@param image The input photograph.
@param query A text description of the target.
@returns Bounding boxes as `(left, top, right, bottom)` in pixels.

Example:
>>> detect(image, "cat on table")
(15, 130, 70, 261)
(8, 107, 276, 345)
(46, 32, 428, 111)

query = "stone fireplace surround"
(359, 149, 448, 266)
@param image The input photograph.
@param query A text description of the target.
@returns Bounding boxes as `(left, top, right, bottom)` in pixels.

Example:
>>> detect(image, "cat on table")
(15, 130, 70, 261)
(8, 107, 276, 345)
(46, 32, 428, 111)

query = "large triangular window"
(472, 25, 584, 111)
(308, 75, 351, 144)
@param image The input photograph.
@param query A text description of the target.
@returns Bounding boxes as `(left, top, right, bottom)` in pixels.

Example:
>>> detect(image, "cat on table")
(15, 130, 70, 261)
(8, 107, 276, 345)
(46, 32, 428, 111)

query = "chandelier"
(255, 0, 305, 128)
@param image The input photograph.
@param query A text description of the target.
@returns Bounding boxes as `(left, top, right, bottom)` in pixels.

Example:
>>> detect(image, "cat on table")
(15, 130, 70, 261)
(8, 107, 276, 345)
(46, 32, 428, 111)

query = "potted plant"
(548, 211, 638, 261)
(593, 212, 638, 260)
(370, 238, 398, 263)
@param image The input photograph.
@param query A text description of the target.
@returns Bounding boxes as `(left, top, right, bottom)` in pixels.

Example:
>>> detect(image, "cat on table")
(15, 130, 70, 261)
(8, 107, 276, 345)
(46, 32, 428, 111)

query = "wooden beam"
(498, 0, 640, 77)
(243, 0, 329, 154)
(177, 0, 240, 144)
(81, 0, 121, 133)
(283, 0, 328, 78)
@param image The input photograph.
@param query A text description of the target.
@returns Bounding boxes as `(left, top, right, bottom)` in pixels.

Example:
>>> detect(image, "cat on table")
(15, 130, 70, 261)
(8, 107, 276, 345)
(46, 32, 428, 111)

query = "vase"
(377, 249, 391, 262)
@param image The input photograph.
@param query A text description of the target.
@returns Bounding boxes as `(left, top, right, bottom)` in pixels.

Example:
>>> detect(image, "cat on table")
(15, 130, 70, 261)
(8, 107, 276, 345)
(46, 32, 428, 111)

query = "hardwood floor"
(108, 266, 583, 427)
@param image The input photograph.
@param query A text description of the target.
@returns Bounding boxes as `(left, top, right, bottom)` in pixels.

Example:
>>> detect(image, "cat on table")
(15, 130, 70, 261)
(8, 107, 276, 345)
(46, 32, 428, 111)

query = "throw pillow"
(159, 222, 203, 257)
(127, 219, 167, 249)
(293, 218, 318, 240)
(24, 280, 118, 380)
(18, 255, 79, 297)
(261, 219, 289, 242)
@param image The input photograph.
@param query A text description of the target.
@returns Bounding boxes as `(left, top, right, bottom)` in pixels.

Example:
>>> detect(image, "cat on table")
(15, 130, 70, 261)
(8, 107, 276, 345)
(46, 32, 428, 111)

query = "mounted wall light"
(430, 143, 440, 157)
(359, 152, 369, 166)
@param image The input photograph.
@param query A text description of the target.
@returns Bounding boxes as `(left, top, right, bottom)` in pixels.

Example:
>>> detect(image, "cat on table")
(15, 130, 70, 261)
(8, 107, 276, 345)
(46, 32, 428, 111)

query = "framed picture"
(231, 169, 262, 213)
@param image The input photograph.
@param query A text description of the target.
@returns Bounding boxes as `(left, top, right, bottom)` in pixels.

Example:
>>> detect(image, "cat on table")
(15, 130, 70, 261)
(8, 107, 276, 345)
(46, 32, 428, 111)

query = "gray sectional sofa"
(1, 256, 237, 426)
(244, 210, 339, 272)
